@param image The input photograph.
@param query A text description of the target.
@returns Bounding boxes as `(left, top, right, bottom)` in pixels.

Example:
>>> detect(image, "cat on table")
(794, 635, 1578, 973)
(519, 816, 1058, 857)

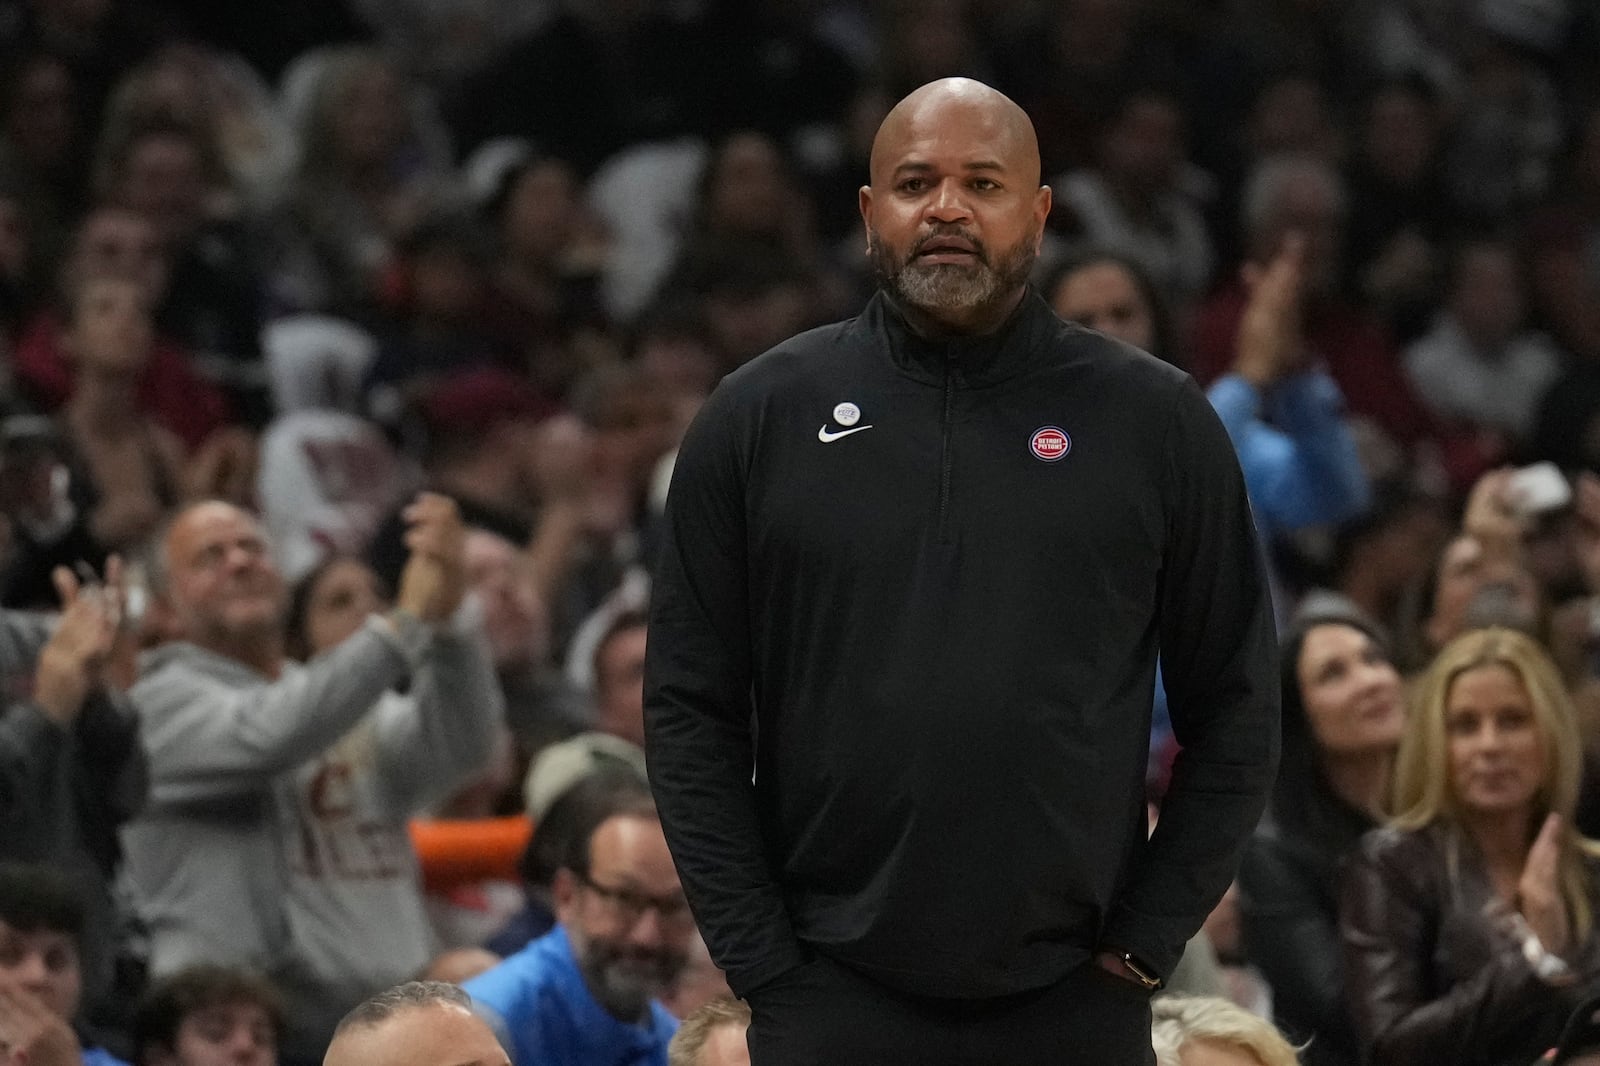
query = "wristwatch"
(1522, 929, 1574, 984)
(1509, 912, 1575, 985)
(1099, 949, 1163, 991)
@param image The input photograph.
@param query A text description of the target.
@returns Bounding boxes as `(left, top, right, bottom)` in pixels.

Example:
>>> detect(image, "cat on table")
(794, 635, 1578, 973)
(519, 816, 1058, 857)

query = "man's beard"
(576, 938, 686, 1022)
(869, 225, 1038, 321)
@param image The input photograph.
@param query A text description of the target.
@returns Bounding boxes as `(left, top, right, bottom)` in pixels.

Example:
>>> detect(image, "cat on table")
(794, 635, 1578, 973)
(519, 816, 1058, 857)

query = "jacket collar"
(866, 285, 1060, 387)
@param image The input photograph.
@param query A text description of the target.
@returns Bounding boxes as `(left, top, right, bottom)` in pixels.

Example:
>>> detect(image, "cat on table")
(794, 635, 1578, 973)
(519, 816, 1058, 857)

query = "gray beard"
(870, 227, 1037, 321)
(578, 946, 681, 1023)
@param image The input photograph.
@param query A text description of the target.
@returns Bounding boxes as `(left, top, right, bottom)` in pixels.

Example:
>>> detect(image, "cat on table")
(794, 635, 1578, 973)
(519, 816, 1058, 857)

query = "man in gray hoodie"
(120, 494, 502, 1063)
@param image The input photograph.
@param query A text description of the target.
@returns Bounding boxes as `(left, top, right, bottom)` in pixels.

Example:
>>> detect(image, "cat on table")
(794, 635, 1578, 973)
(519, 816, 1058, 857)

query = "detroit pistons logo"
(1029, 426, 1071, 462)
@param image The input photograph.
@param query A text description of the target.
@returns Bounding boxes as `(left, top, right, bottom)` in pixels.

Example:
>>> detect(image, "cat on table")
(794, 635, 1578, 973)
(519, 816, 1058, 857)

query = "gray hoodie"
(121, 608, 501, 1056)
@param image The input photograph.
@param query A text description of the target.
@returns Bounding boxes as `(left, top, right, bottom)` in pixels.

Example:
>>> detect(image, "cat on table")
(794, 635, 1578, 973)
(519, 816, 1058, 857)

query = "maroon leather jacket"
(1340, 823, 1600, 1066)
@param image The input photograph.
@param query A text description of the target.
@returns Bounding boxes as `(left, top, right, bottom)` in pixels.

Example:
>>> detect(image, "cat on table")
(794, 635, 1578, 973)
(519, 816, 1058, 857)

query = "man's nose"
(13, 949, 48, 987)
(925, 178, 972, 222)
(627, 907, 667, 948)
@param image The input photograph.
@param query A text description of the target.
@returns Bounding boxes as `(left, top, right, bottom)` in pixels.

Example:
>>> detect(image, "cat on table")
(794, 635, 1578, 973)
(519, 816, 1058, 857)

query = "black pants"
(746, 956, 1156, 1065)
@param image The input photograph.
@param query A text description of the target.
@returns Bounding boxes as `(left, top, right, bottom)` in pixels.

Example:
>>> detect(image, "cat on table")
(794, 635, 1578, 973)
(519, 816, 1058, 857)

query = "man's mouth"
(914, 236, 980, 264)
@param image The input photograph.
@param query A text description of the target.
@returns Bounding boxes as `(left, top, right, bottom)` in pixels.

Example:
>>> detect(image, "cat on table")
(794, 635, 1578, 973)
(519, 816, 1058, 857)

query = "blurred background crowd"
(2, 0, 1600, 1064)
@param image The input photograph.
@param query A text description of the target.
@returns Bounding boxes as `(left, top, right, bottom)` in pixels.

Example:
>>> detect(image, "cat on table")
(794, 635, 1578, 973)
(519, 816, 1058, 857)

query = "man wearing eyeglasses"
(463, 775, 691, 1066)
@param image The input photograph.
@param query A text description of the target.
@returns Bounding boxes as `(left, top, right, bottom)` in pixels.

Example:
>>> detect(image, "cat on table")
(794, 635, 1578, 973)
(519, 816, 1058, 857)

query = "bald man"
(324, 982, 508, 1066)
(646, 78, 1278, 1063)
(120, 497, 502, 1061)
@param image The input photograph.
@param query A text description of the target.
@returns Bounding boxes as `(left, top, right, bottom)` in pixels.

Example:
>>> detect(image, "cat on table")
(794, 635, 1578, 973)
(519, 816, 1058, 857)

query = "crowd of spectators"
(1, 0, 1600, 1063)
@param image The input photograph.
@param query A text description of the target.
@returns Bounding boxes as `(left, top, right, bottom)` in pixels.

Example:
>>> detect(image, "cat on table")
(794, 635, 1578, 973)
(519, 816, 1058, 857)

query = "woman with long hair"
(1239, 595, 1404, 1066)
(1342, 627, 1600, 1065)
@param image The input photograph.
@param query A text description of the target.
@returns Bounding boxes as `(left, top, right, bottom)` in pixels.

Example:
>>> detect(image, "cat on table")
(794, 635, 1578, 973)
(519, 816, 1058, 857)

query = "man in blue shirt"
(464, 773, 689, 1066)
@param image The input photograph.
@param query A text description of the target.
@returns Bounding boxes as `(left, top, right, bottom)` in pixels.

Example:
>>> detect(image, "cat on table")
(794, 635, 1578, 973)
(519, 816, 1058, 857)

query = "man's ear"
(551, 867, 581, 924)
(1032, 184, 1052, 254)
(859, 185, 874, 255)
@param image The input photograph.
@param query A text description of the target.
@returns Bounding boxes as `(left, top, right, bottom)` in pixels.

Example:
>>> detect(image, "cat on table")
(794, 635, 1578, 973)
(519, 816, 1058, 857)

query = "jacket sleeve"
(371, 601, 503, 815)
(0, 701, 69, 860)
(643, 383, 808, 996)
(1238, 834, 1356, 1050)
(74, 689, 148, 827)
(1207, 371, 1370, 535)
(1101, 376, 1281, 978)
(133, 619, 412, 803)
(1340, 832, 1572, 1064)
(0, 610, 54, 675)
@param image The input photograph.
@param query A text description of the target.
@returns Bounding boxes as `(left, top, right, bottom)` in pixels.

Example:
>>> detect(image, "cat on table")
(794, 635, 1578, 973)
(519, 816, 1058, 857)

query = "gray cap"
(523, 732, 649, 818)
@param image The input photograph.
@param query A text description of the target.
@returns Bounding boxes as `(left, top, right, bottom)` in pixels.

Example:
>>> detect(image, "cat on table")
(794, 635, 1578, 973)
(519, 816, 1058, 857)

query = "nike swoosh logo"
(818, 424, 874, 443)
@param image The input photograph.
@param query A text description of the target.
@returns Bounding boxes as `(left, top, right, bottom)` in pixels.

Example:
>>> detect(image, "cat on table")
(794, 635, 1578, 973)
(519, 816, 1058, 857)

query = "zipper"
(938, 346, 955, 543)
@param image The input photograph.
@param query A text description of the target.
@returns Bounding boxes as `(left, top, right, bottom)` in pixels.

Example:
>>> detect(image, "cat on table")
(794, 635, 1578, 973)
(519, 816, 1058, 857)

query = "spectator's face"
(1450, 244, 1523, 345)
(330, 63, 405, 170)
(1050, 261, 1156, 352)
(70, 209, 167, 301)
(120, 133, 208, 246)
(3, 56, 76, 166)
(153, 1000, 278, 1066)
(302, 558, 384, 657)
(706, 133, 788, 238)
(463, 530, 548, 671)
(594, 624, 647, 748)
(1296, 624, 1404, 758)
(67, 276, 154, 376)
(1102, 97, 1183, 195)
(164, 504, 287, 648)
(0, 920, 80, 1020)
(861, 91, 1050, 331)
(1426, 536, 1539, 652)
(409, 246, 480, 320)
(697, 1023, 751, 1066)
(1445, 664, 1546, 822)
(503, 161, 579, 260)
(1363, 86, 1437, 186)
(1261, 181, 1342, 295)
(558, 815, 693, 1021)
(322, 1005, 508, 1066)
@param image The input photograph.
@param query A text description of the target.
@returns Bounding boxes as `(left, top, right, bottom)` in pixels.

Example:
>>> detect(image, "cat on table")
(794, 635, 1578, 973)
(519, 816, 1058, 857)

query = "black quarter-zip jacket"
(644, 288, 1280, 1000)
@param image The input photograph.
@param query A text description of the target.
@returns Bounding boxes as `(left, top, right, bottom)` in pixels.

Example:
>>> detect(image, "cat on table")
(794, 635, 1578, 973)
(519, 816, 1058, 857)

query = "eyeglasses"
(576, 874, 696, 929)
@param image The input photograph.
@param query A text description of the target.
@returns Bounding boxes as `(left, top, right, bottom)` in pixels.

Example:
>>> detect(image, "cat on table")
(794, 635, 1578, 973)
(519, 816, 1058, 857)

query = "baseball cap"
(523, 732, 649, 819)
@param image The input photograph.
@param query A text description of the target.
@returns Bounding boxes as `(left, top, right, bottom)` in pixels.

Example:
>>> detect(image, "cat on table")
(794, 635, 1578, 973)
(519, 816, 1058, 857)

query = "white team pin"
(833, 402, 861, 426)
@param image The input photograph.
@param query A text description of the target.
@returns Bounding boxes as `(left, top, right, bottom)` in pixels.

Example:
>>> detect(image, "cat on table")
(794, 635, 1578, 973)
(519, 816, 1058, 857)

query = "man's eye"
(899, 179, 926, 192)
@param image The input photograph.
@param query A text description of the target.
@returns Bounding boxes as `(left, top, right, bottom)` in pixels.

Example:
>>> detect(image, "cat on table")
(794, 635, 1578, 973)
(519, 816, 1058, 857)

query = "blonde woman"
(1150, 995, 1299, 1066)
(1341, 628, 1600, 1065)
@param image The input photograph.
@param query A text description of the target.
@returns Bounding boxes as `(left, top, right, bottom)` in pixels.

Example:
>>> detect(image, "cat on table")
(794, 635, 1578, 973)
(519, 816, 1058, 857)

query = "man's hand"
(1462, 467, 1528, 559)
(395, 493, 467, 624)
(1234, 232, 1308, 388)
(0, 981, 82, 1066)
(33, 563, 119, 726)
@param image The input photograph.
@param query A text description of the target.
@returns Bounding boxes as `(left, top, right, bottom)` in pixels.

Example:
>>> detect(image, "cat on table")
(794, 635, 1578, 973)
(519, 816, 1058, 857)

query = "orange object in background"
(410, 815, 533, 892)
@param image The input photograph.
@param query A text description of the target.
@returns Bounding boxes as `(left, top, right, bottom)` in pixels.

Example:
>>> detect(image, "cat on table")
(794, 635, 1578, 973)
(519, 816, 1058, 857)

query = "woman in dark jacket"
(1341, 627, 1600, 1066)
(1239, 594, 1405, 1066)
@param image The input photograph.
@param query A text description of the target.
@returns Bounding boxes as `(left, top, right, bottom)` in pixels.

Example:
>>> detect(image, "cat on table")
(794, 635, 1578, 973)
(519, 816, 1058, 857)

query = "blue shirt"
(1207, 369, 1370, 539)
(463, 926, 677, 1066)
(82, 1048, 130, 1066)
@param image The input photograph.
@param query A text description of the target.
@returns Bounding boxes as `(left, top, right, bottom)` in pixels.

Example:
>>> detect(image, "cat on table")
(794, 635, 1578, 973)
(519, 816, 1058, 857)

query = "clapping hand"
(1520, 812, 1572, 959)
(1235, 232, 1308, 388)
(395, 493, 467, 624)
(32, 559, 122, 726)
